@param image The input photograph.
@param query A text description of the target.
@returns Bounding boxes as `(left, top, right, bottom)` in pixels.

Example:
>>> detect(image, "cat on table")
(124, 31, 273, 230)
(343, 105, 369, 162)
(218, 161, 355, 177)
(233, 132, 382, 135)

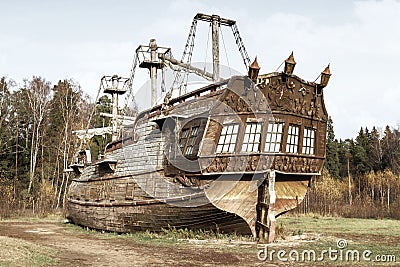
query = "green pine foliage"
(324, 116, 340, 179)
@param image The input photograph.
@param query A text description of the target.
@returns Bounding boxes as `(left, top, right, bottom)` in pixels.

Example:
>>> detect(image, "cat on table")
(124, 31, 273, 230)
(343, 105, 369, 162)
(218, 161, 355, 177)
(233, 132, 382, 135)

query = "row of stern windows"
(179, 122, 316, 156)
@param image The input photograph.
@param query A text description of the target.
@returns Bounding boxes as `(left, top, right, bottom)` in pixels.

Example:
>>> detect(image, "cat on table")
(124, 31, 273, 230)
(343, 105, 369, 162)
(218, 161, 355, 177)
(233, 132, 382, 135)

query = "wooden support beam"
(257, 171, 276, 243)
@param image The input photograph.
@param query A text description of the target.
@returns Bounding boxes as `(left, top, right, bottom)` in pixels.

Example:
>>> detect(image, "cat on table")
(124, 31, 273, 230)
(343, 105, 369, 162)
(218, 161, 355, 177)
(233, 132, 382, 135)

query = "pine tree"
(368, 127, 382, 172)
(353, 127, 370, 174)
(324, 116, 340, 178)
(382, 126, 400, 174)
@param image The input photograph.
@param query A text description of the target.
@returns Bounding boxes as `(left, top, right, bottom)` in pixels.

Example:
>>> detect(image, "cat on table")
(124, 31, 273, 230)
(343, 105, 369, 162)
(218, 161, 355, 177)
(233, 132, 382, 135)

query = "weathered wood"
(67, 56, 329, 243)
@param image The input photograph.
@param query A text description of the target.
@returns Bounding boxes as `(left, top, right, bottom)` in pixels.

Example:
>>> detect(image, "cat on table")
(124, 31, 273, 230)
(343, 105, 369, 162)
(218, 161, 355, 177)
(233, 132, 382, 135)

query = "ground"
(0, 215, 399, 266)
(0, 217, 264, 267)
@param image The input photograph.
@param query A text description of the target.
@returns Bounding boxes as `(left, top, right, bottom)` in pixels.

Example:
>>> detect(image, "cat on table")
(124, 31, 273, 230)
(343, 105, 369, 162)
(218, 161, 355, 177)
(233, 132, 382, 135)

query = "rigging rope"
(85, 79, 103, 137)
(170, 19, 198, 97)
(220, 27, 232, 77)
(123, 51, 138, 115)
(274, 60, 285, 72)
(203, 23, 211, 74)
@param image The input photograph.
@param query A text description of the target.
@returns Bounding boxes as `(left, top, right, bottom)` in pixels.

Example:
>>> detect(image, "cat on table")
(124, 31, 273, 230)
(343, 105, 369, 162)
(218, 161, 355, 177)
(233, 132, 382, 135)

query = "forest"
(0, 76, 113, 216)
(0, 75, 400, 219)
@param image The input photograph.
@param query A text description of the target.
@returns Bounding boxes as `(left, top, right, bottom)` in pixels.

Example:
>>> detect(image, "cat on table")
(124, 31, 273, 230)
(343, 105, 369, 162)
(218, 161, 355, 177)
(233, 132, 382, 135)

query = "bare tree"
(53, 80, 83, 208)
(26, 77, 52, 194)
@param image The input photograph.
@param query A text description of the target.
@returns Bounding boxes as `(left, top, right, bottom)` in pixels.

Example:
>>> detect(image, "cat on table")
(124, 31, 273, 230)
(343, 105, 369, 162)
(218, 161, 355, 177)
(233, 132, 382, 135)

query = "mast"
(101, 75, 129, 141)
(211, 15, 220, 82)
(138, 39, 166, 107)
(111, 75, 119, 140)
(191, 13, 251, 82)
(150, 39, 158, 106)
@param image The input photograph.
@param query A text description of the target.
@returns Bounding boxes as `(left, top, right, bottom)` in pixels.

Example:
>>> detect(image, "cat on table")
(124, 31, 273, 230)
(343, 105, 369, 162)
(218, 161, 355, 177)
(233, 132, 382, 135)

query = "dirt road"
(0, 220, 273, 267)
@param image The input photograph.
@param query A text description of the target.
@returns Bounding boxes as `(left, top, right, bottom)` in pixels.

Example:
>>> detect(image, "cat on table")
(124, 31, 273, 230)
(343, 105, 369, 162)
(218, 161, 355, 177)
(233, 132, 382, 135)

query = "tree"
(368, 127, 383, 172)
(25, 77, 52, 193)
(382, 126, 400, 174)
(353, 127, 370, 174)
(89, 95, 112, 160)
(0, 77, 13, 181)
(324, 116, 340, 179)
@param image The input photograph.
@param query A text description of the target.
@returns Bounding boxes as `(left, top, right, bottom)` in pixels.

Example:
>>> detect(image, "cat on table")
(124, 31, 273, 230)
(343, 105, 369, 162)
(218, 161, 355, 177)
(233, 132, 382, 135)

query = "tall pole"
(112, 92, 118, 141)
(14, 113, 18, 200)
(150, 39, 158, 106)
(211, 15, 220, 82)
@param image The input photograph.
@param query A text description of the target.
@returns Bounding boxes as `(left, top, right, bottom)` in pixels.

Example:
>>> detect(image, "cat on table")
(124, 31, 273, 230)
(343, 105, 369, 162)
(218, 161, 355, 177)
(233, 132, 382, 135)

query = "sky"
(1, 0, 400, 138)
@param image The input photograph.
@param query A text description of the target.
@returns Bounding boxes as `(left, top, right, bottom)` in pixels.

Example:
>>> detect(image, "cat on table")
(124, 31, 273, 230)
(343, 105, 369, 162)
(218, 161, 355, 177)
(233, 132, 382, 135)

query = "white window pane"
(266, 133, 272, 143)
(233, 125, 239, 134)
(228, 126, 233, 135)
(248, 133, 254, 143)
(268, 124, 273, 132)
(275, 143, 280, 152)
(216, 144, 222, 153)
(231, 134, 237, 144)
(250, 143, 255, 151)
(242, 143, 247, 151)
(228, 144, 234, 153)
(218, 135, 225, 145)
(277, 133, 282, 142)
(247, 124, 252, 133)
(243, 134, 249, 143)
(222, 126, 227, 135)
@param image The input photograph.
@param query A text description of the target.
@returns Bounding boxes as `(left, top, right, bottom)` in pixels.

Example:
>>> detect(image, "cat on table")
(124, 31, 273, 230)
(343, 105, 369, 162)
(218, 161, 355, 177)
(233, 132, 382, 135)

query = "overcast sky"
(1, 0, 399, 138)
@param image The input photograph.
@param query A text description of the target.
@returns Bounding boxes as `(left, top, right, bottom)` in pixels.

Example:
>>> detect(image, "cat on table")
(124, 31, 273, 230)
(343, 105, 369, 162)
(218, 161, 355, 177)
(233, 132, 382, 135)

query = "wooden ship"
(67, 13, 331, 242)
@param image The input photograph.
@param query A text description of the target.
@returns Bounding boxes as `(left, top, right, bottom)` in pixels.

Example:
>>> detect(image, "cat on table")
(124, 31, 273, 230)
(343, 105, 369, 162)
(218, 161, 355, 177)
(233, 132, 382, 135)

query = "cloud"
(1, 0, 400, 138)
(238, 0, 400, 138)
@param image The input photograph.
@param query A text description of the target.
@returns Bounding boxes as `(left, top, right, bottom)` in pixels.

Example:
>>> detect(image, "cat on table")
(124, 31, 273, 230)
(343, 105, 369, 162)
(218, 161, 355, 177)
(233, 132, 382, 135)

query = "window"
(242, 122, 262, 152)
(216, 124, 239, 153)
(179, 126, 200, 156)
(179, 129, 189, 153)
(185, 126, 199, 155)
(302, 128, 316, 155)
(286, 125, 300, 153)
(265, 122, 284, 153)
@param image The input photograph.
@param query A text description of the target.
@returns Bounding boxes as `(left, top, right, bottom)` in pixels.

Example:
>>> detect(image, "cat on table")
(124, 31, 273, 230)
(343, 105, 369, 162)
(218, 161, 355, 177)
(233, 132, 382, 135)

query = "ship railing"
(136, 79, 228, 121)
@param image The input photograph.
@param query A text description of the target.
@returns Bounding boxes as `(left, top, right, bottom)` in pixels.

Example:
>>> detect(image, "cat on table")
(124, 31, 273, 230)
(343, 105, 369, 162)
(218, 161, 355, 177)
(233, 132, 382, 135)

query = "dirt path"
(0, 221, 275, 267)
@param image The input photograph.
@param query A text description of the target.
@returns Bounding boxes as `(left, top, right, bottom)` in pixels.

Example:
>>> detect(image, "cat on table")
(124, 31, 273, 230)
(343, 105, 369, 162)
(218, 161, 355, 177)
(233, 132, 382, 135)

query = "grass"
(0, 236, 57, 267)
(280, 215, 400, 237)
(265, 215, 400, 266)
(0, 213, 64, 223)
(63, 221, 254, 247)
(2, 214, 399, 266)
(62, 215, 400, 264)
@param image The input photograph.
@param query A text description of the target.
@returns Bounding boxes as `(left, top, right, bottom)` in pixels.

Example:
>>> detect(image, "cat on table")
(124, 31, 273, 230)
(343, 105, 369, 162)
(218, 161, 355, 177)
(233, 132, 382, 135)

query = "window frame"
(184, 126, 199, 156)
(264, 121, 284, 153)
(241, 122, 262, 153)
(179, 126, 200, 157)
(216, 123, 240, 154)
(286, 124, 300, 154)
(302, 127, 316, 155)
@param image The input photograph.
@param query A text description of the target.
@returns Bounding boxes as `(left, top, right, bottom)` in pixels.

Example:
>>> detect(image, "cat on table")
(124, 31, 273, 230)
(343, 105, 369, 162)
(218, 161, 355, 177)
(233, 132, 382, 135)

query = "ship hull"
(67, 194, 251, 234)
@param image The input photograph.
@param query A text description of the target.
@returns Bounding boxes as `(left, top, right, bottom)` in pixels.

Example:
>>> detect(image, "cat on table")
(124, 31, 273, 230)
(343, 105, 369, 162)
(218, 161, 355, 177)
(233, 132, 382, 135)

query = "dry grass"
(0, 236, 56, 267)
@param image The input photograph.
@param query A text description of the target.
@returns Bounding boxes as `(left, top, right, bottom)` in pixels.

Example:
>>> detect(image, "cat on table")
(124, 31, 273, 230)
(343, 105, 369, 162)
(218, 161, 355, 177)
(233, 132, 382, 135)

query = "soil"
(0, 220, 280, 267)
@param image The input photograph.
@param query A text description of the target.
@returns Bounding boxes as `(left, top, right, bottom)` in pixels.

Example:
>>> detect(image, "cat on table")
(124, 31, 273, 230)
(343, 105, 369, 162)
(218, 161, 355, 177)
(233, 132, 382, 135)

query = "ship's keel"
(205, 171, 310, 243)
(256, 171, 277, 243)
